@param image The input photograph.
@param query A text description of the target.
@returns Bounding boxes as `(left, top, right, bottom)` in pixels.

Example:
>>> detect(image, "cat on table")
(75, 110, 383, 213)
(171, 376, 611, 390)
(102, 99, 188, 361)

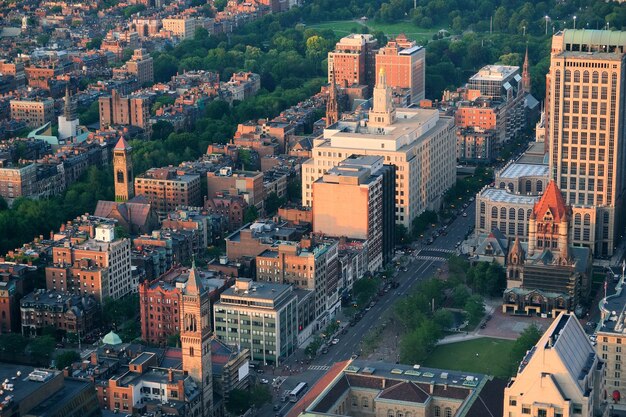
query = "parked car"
(260, 378, 269, 384)
(331, 338, 340, 345)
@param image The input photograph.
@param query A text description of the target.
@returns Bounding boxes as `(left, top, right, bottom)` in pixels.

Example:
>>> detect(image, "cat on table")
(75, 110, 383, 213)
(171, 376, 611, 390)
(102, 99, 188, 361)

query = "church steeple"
(63, 85, 77, 121)
(326, 82, 339, 127)
(522, 45, 531, 93)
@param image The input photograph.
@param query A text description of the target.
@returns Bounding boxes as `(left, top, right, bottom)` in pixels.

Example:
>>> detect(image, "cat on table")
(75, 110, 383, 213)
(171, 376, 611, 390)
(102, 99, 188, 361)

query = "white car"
(462, 212, 468, 217)
(260, 378, 269, 384)
(331, 338, 340, 345)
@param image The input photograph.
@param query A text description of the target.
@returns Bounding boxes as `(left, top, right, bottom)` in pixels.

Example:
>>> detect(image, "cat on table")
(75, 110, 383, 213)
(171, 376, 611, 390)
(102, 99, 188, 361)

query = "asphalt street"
(257, 202, 477, 417)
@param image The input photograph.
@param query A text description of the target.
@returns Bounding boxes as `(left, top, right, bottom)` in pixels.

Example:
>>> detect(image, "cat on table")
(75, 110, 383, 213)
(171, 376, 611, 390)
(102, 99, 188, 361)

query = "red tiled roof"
(533, 180, 568, 223)
(285, 361, 349, 417)
(115, 135, 130, 150)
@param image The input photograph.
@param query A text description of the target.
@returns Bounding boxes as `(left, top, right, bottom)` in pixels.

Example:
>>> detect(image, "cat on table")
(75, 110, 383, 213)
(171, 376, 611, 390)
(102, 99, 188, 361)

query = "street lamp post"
(573, 16, 577, 29)
(522, 25, 526, 36)
(545, 16, 550, 35)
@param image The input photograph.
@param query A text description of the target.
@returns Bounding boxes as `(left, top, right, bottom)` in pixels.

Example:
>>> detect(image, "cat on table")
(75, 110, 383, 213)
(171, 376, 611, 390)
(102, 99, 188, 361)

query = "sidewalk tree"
(56, 351, 80, 370)
(464, 295, 485, 324)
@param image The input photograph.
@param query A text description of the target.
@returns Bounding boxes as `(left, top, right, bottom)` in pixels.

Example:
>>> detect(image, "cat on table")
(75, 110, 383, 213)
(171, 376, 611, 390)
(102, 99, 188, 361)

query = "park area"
(307, 19, 439, 43)
(422, 337, 516, 378)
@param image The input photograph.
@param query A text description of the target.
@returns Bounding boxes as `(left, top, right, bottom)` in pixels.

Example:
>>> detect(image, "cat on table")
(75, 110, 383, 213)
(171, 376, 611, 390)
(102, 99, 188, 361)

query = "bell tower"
(180, 263, 212, 416)
(113, 136, 134, 202)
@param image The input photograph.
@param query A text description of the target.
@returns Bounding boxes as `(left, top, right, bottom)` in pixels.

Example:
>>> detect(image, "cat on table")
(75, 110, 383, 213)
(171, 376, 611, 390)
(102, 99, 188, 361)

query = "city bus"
(289, 382, 308, 402)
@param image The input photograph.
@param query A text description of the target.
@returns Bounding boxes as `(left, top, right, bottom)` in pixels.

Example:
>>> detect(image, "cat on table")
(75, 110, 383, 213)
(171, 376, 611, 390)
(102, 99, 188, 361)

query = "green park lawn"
(307, 19, 439, 43)
(423, 338, 516, 378)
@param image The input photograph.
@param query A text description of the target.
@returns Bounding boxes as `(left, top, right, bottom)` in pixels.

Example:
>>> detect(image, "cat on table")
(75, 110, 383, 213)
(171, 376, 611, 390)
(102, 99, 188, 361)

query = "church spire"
(522, 45, 531, 93)
(326, 82, 339, 127)
(63, 84, 77, 121)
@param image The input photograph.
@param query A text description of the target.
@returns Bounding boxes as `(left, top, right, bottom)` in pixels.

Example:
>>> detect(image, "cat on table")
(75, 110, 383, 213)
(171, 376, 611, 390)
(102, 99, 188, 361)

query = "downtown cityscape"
(0, 0, 626, 417)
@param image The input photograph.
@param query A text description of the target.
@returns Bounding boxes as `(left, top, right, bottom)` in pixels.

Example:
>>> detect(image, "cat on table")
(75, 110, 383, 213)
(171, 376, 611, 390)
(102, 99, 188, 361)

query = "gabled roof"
(184, 261, 204, 295)
(378, 381, 430, 403)
(532, 180, 568, 223)
(114, 135, 131, 151)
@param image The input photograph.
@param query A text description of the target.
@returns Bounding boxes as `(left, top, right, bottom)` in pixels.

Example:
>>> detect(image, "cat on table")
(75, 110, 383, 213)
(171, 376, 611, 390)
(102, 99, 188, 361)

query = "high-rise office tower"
(546, 29, 626, 257)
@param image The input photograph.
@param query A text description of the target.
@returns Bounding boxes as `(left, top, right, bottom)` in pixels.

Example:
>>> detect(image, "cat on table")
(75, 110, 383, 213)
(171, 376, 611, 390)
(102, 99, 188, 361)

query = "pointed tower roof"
(533, 180, 568, 223)
(63, 84, 77, 121)
(114, 135, 131, 151)
(508, 236, 525, 263)
(185, 259, 204, 295)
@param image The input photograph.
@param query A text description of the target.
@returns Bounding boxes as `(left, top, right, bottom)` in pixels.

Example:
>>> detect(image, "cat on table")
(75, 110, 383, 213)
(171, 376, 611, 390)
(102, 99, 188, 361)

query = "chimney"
(168, 368, 174, 382)
(429, 382, 434, 394)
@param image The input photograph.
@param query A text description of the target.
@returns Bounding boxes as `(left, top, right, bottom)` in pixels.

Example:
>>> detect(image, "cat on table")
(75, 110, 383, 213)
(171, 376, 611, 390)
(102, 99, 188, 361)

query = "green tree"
(433, 309, 454, 329)
(56, 351, 80, 370)
(86, 37, 102, 49)
(508, 323, 541, 375)
(0, 334, 27, 355)
(214, 0, 227, 11)
(244, 206, 259, 223)
(28, 336, 55, 362)
(226, 389, 251, 415)
(452, 285, 470, 308)
(264, 192, 285, 216)
(464, 295, 485, 324)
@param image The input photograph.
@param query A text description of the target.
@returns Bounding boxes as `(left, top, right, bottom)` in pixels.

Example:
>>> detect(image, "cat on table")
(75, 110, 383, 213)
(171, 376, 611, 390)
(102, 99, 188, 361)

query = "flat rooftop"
(470, 65, 519, 81)
(0, 365, 61, 406)
(221, 281, 292, 302)
(499, 162, 549, 179)
(480, 188, 539, 205)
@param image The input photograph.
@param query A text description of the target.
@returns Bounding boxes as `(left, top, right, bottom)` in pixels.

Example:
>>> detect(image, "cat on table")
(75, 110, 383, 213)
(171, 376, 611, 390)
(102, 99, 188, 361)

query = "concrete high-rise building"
(546, 29, 626, 257)
(312, 155, 395, 271)
(113, 136, 134, 202)
(375, 34, 425, 105)
(503, 313, 606, 417)
(302, 69, 456, 228)
(328, 34, 378, 95)
(58, 86, 79, 140)
(180, 263, 213, 416)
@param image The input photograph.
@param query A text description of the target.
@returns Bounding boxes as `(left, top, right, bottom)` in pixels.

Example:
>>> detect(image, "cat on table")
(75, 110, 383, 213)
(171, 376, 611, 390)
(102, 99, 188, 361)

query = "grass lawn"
(307, 19, 439, 43)
(423, 338, 515, 378)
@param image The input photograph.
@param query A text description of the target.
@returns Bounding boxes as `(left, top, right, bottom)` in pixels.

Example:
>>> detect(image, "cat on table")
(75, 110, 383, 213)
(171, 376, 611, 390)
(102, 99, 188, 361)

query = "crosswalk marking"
(414, 255, 447, 262)
(308, 365, 331, 371)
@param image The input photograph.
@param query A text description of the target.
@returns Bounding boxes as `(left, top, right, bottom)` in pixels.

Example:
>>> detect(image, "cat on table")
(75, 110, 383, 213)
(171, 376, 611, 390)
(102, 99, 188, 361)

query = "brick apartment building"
(21, 289, 98, 336)
(134, 167, 202, 217)
(45, 224, 133, 302)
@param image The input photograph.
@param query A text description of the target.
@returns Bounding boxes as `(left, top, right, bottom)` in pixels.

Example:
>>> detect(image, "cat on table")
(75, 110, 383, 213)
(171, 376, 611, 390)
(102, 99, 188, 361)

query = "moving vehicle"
(289, 382, 308, 402)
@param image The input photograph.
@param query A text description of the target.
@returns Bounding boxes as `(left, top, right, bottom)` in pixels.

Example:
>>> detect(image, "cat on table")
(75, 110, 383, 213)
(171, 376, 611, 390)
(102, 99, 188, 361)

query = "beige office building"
(546, 29, 626, 257)
(302, 70, 456, 228)
(10, 98, 54, 128)
(162, 17, 196, 40)
(504, 313, 606, 417)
